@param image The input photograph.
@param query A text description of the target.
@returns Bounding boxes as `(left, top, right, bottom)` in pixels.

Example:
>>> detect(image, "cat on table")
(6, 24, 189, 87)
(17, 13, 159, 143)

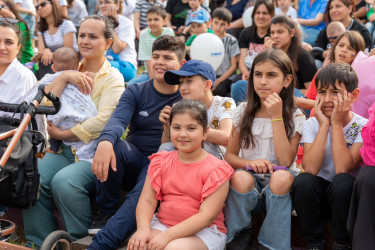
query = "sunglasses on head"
(0, 17, 19, 24)
(35, 1, 50, 10)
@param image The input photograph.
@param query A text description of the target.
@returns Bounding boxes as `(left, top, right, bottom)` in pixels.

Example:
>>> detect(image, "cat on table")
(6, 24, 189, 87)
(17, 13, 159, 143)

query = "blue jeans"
(224, 171, 292, 250)
(23, 144, 95, 248)
(88, 140, 150, 250)
(231, 80, 248, 104)
(300, 26, 320, 46)
(127, 72, 149, 86)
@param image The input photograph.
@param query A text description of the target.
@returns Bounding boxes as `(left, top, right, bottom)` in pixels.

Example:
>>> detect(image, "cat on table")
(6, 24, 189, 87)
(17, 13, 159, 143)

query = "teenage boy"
(180, 9, 212, 50)
(87, 36, 186, 250)
(128, 6, 175, 85)
(292, 63, 368, 250)
(211, 7, 240, 97)
(159, 59, 235, 159)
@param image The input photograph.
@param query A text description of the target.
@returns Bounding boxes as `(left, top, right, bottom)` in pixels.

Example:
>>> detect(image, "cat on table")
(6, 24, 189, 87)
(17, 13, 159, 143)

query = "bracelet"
(271, 118, 283, 122)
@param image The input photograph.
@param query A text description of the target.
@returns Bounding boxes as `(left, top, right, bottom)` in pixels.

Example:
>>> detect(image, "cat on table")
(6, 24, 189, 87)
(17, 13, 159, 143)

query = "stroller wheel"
(40, 230, 73, 250)
(0, 219, 15, 242)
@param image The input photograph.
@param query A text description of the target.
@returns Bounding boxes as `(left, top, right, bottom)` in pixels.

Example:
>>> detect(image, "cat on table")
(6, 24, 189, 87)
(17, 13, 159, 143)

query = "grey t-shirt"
(215, 33, 240, 77)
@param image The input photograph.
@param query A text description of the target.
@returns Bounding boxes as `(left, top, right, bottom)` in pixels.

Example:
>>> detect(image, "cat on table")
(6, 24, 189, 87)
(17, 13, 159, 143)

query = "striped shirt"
(38, 19, 77, 51)
(134, 0, 163, 29)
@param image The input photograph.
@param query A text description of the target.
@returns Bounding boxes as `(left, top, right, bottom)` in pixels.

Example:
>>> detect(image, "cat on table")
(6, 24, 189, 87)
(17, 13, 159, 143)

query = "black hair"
(211, 7, 232, 23)
(152, 35, 186, 61)
(80, 15, 118, 40)
(271, 15, 301, 71)
(0, 21, 21, 44)
(3, 0, 29, 39)
(38, 0, 68, 32)
(249, 0, 275, 38)
(147, 5, 167, 19)
(315, 63, 358, 92)
(241, 49, 296, 148)
(170, 99, 208, 129)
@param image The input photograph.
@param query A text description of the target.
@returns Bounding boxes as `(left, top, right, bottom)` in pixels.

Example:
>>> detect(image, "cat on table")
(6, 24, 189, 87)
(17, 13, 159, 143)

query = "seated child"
(159, 59, 236, 159)
(185, 0, 210, 26)
(275, 0, 297, 19)
(224, 49, 306, 250)
(211, 7, 240, 97)
(127, 99, 234, 250)
(27, 47, 97, 162)
(128, 6, 175, 86)
(180, 9, 212, 51)
(292, 63, 368, 250)
(322, 21, 346, 66)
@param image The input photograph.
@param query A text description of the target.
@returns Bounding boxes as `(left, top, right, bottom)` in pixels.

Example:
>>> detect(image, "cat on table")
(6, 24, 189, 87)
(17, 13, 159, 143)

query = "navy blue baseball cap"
(164, 60, 216, 87)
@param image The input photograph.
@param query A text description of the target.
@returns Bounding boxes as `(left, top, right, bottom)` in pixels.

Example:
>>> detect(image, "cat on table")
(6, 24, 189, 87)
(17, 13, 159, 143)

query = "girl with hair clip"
(0, 0, 34, 66)
(305, 30, 365, 107)
(34, 0, 77, 79)
(127, 99, 234, 250)
(224, 49, 306, 250)
(98, 0, 137, 82)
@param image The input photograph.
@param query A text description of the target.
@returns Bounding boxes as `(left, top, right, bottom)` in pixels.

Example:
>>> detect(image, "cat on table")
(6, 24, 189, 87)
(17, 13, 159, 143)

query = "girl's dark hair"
(170, 99, 208, 129)
(324, 0, 355, 24)
(0, 21, 21, 43)
(80, 15, 119, 40)
(249, 0, 275, 38)
(39, 0, 68, 32)
(3, 0, 29, 38)
(271, 15, 301, 71)
(240, 49, 296, 149)
(328, 30, 365, 63)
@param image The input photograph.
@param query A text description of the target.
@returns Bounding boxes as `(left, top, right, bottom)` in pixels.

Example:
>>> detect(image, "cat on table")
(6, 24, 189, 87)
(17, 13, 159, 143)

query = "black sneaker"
(307, 241, 325, 250)
(226, 228, 252, 250)
(88, 212, 113, 235)
(332, 243, 352, 250)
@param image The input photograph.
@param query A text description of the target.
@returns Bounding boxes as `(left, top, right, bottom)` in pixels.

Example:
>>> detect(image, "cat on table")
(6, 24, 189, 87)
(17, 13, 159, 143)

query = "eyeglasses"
(0, 17, 19, 24)
(98, 0, 115, 5)
(328, 35, 338, 41)
(35, 1, 50, 10)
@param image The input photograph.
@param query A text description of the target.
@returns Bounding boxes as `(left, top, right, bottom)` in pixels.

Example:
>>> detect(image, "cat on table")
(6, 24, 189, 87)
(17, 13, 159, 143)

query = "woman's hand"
(247, 159, 274, 173)
(242, 71, 250, 81)
(264, 93, 283, 119)
(127, 229, 151, 250)
(106, 6, 118, 19)
(264, 36, 275, 50)
(63, 71, 94, 95)
(41, 48, 53, 66)
(148, 231, 172, 250)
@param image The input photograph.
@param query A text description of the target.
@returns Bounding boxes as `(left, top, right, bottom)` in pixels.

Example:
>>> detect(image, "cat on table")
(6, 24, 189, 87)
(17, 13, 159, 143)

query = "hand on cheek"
(331, 90, 352, 125)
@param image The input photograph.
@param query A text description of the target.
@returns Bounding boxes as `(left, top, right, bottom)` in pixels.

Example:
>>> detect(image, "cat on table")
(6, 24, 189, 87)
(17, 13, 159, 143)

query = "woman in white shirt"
(99, 0, 137, 82)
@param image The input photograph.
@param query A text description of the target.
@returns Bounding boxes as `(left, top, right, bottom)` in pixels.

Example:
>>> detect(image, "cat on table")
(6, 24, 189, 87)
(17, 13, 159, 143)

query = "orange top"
(148, 151, 234, 233)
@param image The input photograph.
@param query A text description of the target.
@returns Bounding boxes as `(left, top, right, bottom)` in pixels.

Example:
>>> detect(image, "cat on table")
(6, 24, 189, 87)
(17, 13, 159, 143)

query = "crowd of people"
(0, 0, 375, 249)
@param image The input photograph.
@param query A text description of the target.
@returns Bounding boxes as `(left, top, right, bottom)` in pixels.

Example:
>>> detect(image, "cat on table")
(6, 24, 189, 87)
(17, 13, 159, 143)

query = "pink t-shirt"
(148, 151, 234, 233)
(360, 102, 375, 166)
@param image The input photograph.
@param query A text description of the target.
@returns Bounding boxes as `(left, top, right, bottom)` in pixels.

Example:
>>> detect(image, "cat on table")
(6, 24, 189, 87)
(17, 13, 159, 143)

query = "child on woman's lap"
(224, 49, 306, 250)
(127, 99, 234, 250)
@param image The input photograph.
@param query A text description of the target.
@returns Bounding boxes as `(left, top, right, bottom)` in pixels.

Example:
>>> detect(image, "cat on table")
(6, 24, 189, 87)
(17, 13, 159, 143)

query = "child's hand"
(247, 159, 274, 173)
(182, 25, 190, 35)
(127, 229, 151, 250)
(159, 105, 172, 126)
(264, 93, 283, 119)
(330, 90, 352, 126)
(314, 95, 330, 127)
(242, 71, 250, 81)
(148, 231, 171, 250)
(264, 36, 275, 50)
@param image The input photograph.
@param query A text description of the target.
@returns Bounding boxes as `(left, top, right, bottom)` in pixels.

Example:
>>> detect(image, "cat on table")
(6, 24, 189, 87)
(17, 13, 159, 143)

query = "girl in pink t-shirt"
(127, 99, 234, 250)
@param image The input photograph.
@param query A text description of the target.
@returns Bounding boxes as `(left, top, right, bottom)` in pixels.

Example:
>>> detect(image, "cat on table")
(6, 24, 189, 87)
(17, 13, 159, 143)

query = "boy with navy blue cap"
(159, 59, 236, 159)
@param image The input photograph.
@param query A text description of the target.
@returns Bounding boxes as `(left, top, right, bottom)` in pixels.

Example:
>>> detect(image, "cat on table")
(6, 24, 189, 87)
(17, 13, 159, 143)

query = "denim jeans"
(88, 140, 150, 250)
(127, 72, 149, 86)
(224, 171, 292, 250)
(365, 21, 375, 41)
(230, 80, 248, 104)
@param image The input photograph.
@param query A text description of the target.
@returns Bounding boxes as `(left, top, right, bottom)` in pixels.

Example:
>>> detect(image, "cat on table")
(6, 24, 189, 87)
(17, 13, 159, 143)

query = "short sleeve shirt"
(301, 113, 368, 181)
(216, 33, 240, 76)
(116, 15, 137, 68)
(138, 27, 175, 62)
(238, 27, 268, 69)
(298, 0, 328, 30)
(166, 0, 190, 29)
(38, 19, 77, 51)
(134, 0, 163, 29)
(67, 0, 88, 27)
(207, 96, 236, 129)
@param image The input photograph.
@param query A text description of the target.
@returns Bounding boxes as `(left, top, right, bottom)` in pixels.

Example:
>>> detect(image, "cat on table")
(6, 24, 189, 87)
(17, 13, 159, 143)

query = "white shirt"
(301, 113, 368, 181)
(116, 15, 137, 68)
(0, 59, 36, 118)
(14, 0, 36, 12)
(122, 0, 136, 21)
(275, 7, 297, 19)
(68, 0, 88, 27)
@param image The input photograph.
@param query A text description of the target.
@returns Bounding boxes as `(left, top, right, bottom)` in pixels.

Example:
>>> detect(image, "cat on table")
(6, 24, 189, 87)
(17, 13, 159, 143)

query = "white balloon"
(190, 33, 224, 71)
(242, 6, 253, 28)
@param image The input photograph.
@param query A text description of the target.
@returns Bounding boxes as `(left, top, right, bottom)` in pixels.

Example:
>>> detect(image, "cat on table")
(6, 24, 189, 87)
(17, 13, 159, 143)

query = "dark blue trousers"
(88, 140, 150, 250)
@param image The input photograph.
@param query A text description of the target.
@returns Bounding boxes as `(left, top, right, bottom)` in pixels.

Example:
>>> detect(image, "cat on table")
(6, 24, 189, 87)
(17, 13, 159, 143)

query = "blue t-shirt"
(99, 79, 182, 156)
(298, 0, 328, 30)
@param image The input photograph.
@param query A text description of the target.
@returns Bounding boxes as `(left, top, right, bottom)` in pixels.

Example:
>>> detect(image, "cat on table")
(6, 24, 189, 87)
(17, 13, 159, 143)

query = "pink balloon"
(351, 52, 375, 119)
